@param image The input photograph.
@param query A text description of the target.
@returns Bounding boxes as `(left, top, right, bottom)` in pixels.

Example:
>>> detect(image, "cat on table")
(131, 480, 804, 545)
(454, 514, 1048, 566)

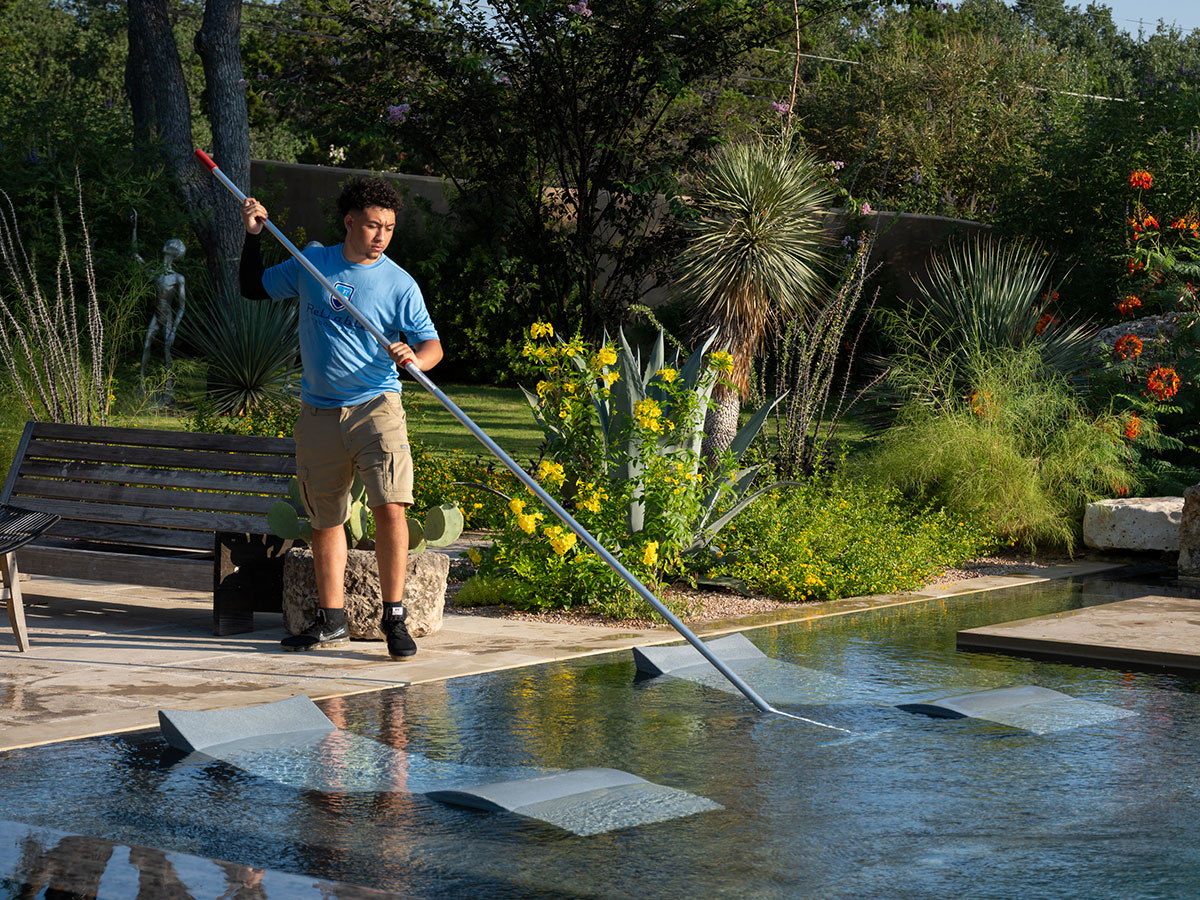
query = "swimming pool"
(3, 577, 1199, 899)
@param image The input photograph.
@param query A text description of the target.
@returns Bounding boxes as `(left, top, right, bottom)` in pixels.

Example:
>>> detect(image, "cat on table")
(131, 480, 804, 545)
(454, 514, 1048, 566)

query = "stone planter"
(282, 547, 450, 639)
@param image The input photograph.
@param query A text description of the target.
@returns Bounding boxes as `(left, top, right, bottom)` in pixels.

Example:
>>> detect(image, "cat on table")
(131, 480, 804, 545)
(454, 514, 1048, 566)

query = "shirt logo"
(330, 282, 354, 311)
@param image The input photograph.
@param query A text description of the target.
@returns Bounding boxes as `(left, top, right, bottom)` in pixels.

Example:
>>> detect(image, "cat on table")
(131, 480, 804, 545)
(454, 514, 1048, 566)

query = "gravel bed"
(444, 552, 1074, 630)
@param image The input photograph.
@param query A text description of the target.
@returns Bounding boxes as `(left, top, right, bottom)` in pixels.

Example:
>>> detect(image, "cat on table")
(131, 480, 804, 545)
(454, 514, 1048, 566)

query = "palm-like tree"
(676, 136, 833, 459)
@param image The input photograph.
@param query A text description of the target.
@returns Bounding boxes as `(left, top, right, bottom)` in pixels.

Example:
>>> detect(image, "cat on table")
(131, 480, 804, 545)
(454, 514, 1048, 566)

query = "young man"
(239, 178, 443, 658)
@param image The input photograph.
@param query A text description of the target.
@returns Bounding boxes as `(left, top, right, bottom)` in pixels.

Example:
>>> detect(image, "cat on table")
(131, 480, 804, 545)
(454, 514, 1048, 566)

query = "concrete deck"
(958, 590, 1200, 673)
(1, 558, 1123, 751)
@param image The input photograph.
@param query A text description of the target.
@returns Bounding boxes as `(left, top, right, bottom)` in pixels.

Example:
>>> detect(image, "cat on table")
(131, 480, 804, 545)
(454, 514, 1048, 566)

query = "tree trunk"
(125, 0, 245, 306)
(702, 381, 741, 464)
(196, 0, 250, 304)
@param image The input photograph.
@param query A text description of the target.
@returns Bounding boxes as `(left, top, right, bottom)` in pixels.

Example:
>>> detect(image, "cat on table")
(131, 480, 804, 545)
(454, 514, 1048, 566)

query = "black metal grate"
(0, 503, 61, 556)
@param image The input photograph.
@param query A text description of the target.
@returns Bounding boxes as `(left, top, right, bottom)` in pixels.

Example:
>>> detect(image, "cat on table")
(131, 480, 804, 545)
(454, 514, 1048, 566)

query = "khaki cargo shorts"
(294, 392, 414, 529)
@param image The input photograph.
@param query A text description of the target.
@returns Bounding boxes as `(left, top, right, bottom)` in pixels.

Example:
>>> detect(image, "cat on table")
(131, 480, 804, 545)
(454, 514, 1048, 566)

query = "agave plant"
(183, 295, 301, 415)
(675, 135, 833, 457)
(521, 327, 792, 554)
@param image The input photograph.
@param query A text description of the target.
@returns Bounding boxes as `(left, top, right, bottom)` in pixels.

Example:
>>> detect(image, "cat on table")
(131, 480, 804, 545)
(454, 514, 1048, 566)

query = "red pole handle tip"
(194, 148, 217, 171)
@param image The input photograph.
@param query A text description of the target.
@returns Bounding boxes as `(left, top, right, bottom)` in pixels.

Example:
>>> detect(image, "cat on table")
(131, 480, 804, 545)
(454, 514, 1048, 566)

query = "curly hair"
(336, 177, 403, 217)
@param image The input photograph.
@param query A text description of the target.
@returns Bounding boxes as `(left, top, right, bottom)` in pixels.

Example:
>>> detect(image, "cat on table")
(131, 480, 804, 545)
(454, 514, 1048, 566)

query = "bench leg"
(1, 551, 29, 652)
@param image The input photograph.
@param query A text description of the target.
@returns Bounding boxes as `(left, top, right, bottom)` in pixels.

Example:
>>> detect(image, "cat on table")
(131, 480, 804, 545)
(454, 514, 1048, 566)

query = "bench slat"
(12, 477, 289, 516)
(21, 439, 296, 476)
(14, 461, 293, 496)
(17, 544, 212, 591)
(29, 422, 295, 455)
(19, 497, 271, 535)
(42, 521, 217, 551)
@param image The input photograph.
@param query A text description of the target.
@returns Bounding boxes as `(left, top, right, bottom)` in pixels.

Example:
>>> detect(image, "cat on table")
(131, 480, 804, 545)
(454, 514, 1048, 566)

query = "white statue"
(132, 211, 187, 399)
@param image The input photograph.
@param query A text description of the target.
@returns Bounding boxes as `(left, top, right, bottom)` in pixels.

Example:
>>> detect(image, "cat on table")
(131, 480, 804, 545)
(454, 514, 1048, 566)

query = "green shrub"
(860, 347, 1136, 551)
(410, 440, 517, 529)
(702, 474, 996, 602)
(472, 324, 784, 616)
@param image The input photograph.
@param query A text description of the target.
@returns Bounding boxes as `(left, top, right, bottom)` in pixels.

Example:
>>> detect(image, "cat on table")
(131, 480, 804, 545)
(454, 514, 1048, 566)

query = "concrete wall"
(249, 159, 453, 246)
(249, 159, 990, 305)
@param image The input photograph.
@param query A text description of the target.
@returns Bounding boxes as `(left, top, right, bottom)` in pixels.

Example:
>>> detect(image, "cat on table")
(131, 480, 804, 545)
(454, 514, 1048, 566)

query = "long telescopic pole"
(195, 149, 848, 731)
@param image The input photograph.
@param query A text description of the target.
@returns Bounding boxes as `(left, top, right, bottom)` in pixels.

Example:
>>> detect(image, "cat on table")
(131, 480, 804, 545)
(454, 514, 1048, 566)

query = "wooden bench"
(0, 421, 298, 637)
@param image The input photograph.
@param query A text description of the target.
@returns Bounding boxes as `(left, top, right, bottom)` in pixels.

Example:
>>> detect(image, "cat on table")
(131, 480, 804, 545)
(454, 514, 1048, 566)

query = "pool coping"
(0, 558, 1125, 751)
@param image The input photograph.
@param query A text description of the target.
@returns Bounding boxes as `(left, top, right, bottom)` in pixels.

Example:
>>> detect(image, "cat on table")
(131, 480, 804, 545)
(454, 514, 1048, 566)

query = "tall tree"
(125, 0, 249, 303)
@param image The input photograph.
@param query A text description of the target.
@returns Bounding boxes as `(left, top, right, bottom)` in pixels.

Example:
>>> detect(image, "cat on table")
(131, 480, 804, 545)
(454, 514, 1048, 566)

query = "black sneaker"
(281, 607, 349, 651)
(382, 603, 417, 659)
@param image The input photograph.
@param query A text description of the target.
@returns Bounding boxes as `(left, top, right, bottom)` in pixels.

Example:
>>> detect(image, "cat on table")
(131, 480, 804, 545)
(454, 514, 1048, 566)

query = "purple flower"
(236, 78, 247, 86)
(567, 0, 592, 16)
(387, 103, 411, 124)
(827, 160, 845, 170)
(860, 201, 874, 216)
(257, 73, 268, 81)
(770, 100, 790, 115)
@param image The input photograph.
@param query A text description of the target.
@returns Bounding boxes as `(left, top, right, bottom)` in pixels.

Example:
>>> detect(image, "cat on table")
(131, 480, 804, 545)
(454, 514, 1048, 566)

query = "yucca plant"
(184, 294, 301, 415)
(888, 236, 1095, 400)
(675, 134, 833, 458)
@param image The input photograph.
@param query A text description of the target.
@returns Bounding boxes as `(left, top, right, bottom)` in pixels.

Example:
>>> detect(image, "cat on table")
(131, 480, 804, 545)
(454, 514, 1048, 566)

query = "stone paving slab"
(958, 592, 1200, 672)
(1, 559, 1124, 750)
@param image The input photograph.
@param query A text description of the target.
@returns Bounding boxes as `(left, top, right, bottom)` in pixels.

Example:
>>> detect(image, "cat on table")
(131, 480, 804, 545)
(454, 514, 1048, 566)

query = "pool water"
(4, 578, 1200, 899)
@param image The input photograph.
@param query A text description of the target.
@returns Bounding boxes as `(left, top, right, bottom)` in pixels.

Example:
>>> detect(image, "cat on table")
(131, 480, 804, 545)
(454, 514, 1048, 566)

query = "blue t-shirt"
(262, 245, 439, 408)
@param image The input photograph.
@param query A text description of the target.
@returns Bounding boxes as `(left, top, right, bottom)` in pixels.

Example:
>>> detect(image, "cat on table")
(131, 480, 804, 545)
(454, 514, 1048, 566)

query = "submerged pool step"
(897, 685, 1136, 734)
(159, 697, 721, 834)
(633, 633, 854, 707)
(426, 767, 722, 836)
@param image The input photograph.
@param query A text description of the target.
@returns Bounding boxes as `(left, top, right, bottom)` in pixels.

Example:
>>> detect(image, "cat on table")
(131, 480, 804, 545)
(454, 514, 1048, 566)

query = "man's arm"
(387, 338, 443, 373)
(239, 197, 271, 301)
(239, 231, 271, 300)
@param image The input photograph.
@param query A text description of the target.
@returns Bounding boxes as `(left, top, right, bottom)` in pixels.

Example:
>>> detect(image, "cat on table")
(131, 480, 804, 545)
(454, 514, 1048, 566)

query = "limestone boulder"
(1082, 497, 1183, 552)
(1178, 485, 1200, 576)
(283, 548, 450, 639)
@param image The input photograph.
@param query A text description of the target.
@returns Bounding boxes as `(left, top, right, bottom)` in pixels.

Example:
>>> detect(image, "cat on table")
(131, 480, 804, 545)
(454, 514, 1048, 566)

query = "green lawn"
(404, 383, 544, 460)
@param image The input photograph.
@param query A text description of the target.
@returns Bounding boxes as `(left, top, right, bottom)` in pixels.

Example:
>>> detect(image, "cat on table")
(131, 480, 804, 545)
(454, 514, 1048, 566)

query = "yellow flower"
(596, 345, 618, 367)
(602, 371, 619, 387)
(537, 459, 566, 488)
(710, 351, 733, 373)
(634, 398, 663, 433)
(536, 380, 552, 397)
(544, 525, 578, 555)
(508, 498, 525, 516)
(530, 321, 554, 339)
(517, 512, 540, 534)
(642, 541, 659, 567)
(467, 548, 482, 565)
(656, 367, 677, 383)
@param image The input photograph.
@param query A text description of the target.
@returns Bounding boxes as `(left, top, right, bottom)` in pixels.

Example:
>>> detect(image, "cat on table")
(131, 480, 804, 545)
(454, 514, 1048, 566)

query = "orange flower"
(1128, 204, 1159, 233)
(1126, 258, 1144, 275)
(1169, 206, 1200, 237)
(1035, 313, 1060, 335)
(969, 390, 995, 417)
(1129, 169, 1153, 190)
(1116, 295, 1142, 316)
(1123, 414, 1141, 441)
(1146, 366, 1181, 401)
(1113, 333, 1143, 359)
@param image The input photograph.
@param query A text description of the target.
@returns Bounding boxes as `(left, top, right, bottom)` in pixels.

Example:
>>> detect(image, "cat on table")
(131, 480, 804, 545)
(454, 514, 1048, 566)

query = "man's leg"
(280, 520, 352, 651)
(373, 501, 417, 659)
(311, 523, 349, 609)
(372, 502, 409, 605)
(283, 401, 354, 651)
